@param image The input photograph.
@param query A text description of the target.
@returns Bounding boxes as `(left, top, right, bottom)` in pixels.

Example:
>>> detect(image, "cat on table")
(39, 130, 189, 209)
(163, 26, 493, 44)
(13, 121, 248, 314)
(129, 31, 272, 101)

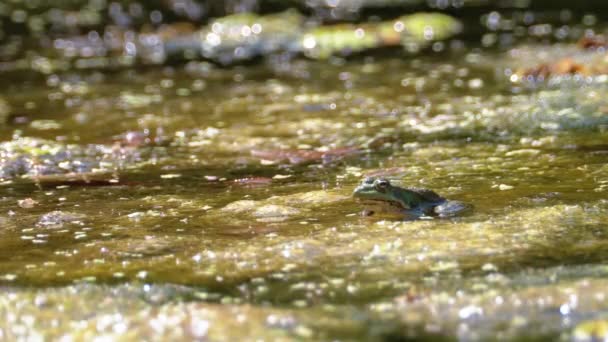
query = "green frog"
(353, 177, 470, 218)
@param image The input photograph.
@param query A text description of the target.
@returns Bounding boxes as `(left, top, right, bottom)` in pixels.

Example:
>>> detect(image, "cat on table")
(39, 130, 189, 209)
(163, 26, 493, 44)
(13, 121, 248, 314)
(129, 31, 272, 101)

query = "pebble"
(499, 184, 514, 191)
(18, 198, 38, 209)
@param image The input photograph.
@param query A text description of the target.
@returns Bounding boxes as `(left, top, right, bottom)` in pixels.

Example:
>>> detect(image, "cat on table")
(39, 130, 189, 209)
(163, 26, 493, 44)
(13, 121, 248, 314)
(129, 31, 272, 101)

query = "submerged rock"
(383, 275, 608, 340)
(278, 190, 349, 206)
(36, 211, 86, 229)
(397, 85, 608, 136)
(17, 198, 38, 209)
(252, 204, 301, 220)
(0, 284, 312, 341)
(220, 200, 302, 222)
(220, 200, 258, 214)
(215, 189, 348, 223)
(0, 137, 150, 182)
(105, 236, 177, 259)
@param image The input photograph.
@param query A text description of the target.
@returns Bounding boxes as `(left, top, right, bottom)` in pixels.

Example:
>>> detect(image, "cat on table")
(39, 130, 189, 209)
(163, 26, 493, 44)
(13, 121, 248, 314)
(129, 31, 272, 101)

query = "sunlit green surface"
(2, 12, 608, 340)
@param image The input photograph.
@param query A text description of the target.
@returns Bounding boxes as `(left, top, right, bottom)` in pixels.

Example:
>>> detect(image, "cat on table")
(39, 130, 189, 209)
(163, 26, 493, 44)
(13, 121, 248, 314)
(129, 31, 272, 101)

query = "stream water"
(1, 3, 608, 340)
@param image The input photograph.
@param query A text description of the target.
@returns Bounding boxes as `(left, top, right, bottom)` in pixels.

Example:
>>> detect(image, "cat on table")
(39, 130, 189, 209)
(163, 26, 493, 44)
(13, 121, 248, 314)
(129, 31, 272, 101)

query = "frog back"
(404, 187, 445, 204)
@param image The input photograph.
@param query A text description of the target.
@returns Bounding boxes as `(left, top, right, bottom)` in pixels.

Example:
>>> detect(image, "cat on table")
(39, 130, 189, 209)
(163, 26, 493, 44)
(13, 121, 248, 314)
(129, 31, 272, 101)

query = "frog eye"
(374, 179, 390, 192)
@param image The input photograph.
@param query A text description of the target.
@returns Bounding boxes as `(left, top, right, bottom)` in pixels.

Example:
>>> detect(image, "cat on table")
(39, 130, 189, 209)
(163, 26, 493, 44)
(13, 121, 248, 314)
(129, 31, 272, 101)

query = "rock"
(572, 319, 608, 342)
(220, 200, 257, 213)
(253, 205, 301, 218)
(36, 211, 85, 229)
(499, 184, 514, 191)
(0, 137, 143, 181)
(279, 190, 349, 206)
(17, 198, 38, 209)
(107, 236, 176, 258)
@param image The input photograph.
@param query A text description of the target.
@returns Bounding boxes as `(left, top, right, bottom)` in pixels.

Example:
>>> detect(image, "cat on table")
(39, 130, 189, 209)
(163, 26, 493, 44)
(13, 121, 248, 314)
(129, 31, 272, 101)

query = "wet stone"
(36, 211, 86, 229)
(220, 200, 257, 214)
(252, 204, 301, 219)
(0, 137, 147, 181)
(573, 319, 608, 342)
(278, 190, 349, 206)
(103, 236, 177, 259)
(17, 198, 38, 209)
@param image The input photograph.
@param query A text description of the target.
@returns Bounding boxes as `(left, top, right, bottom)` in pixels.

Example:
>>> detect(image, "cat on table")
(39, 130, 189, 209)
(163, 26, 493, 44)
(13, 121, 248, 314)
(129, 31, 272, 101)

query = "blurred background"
(2, 0, 608, 70)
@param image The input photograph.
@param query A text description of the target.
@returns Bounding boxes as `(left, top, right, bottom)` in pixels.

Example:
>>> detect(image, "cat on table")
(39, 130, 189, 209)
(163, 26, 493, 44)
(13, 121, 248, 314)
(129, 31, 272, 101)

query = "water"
(1, 7, 608, 340)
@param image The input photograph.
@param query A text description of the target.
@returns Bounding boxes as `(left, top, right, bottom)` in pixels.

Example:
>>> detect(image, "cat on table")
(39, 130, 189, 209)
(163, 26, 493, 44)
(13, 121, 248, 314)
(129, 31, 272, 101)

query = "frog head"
(353, 177, 413, 209)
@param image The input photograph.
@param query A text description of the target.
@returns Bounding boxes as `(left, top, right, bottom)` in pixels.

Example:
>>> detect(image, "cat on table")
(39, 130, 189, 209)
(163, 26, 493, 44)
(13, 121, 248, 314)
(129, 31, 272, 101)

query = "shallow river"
(1, 13, 608, 340)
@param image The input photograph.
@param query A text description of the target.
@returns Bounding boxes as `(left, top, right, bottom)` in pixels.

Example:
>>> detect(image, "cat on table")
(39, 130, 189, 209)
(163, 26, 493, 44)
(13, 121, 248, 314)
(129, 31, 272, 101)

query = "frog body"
(352, 177, 470, 218)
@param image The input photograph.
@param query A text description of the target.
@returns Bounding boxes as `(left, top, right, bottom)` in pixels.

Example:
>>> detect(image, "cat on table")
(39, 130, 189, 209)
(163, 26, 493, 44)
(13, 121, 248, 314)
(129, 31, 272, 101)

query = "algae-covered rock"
(220, 201, 302, 222)
(0, 284, 319, 341)
(573, 319, 608, 342)
(301, 24, 386, 59)
(36, 211, 86, 229)
(220, 200, 258, 214)
(195, 9, 304, 64)
(252, 204, 301, 221)
(301, 13, 461, 58)
(397, 85, 608, 136)
(219, 189, 348, 221)
(382, 275, 608, 340)
(102, 236, 177, 259)
(0, 137, 150, 181)
(278, 190, 349, 206)
(396, 13, 463, 50)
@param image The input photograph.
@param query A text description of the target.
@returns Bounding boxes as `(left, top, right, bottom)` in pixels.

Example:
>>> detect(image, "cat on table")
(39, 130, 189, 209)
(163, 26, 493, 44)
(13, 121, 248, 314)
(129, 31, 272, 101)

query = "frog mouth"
(357, 199, 406, 210)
